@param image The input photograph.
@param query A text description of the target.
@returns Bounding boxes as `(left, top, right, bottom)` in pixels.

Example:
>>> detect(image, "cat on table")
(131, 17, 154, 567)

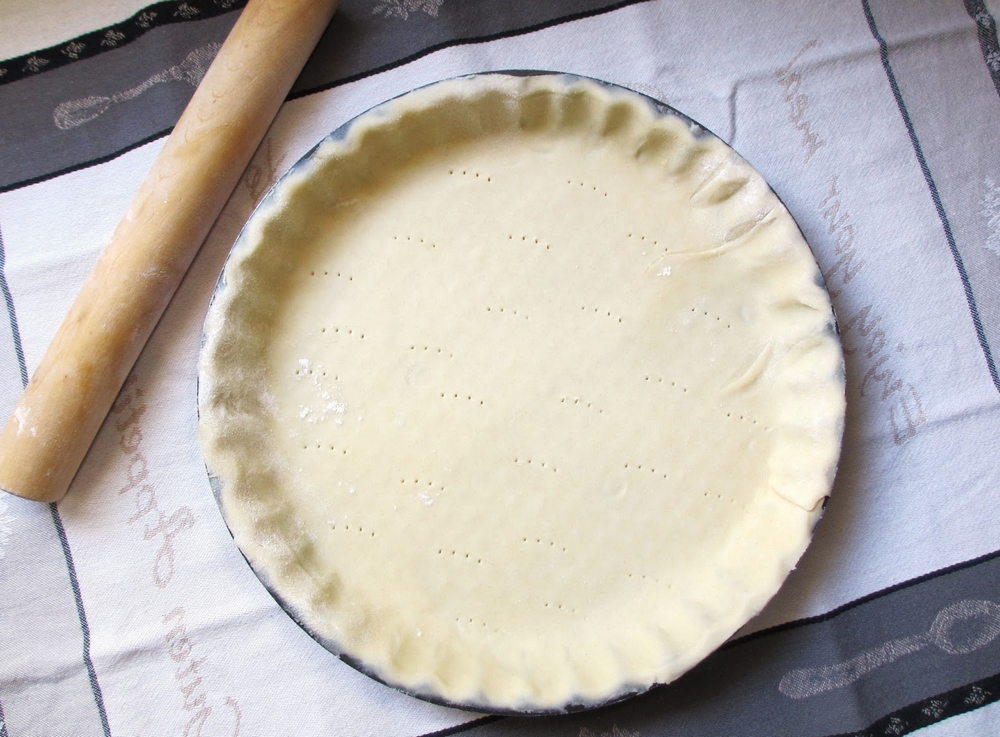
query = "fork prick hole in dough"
(199, 74, 844, 713)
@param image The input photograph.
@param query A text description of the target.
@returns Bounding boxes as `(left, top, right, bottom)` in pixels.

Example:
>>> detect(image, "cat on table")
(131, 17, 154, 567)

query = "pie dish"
(197, 73, 845, 713)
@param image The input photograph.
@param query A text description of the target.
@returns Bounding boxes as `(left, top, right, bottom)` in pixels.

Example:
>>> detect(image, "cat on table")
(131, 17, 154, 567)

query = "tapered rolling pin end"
(0, 457, 71, 505)
(0, 348, 117, 502)
(0, 0, 338, 503)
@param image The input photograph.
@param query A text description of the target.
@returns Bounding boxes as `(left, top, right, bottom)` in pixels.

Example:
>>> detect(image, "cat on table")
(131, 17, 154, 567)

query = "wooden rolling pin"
(0, 0, 338, 502)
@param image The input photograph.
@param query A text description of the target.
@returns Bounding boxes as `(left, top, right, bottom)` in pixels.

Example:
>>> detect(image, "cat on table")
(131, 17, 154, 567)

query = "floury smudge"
(776, 41, 925, 444)
(112, 376, 241, 736)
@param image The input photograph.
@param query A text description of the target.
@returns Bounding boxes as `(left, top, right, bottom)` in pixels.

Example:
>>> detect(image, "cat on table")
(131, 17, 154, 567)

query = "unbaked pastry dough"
(198, 74, 845, 712)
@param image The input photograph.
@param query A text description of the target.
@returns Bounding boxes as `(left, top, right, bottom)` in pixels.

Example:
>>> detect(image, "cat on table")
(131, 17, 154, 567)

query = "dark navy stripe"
(0, 695, 8, 737)
(0, 0, 653, 195)
(289, 0, 656, 102)
(49, 505, 112, 737)
(0, 220, 112, 736)
(729, 545, 1000, 647)
(0, 227, 27, 387)
(861, 0, 1000, 395)
(0, 128, 172, 196)
(418, 716, 503, 737)
(826, 669, 1000, 737)
(964, 0, 1000, 100)
(417, 538, 1000, 736)
(0, 0, 246, 87)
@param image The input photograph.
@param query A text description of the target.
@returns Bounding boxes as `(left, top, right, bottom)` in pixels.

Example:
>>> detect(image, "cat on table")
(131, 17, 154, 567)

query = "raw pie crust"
(198, 74, 845, 712)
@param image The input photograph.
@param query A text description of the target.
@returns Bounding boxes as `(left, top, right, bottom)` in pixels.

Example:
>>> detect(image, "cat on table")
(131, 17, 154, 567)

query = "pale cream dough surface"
(198, 75, 845, 711)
